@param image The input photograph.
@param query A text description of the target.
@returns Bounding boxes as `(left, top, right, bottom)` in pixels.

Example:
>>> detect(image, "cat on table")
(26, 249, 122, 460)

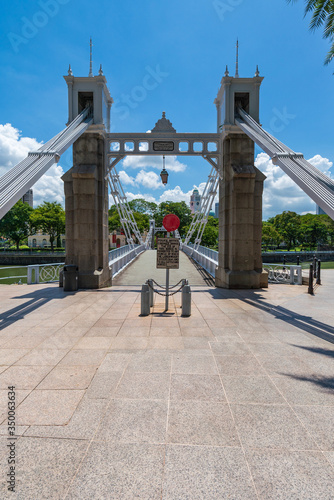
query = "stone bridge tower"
(62, 66, 113, 288)
(214, 66, 268, 289)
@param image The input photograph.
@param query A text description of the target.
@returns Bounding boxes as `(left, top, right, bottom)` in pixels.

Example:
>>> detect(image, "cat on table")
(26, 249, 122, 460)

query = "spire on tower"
(224, 65, 229, 77)
(88, 38, 93, 77)
(68, 64, 73, 76)
(99, 64, 103, 76)
(235, 39, 239, 78)
(255, 65, 260, 77)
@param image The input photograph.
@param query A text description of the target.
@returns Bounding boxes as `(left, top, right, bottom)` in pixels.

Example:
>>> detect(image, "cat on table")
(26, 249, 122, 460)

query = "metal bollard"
(181, 285, 191, 317)
(308, 264, 314, 295)
(141, 284, 150, 316)
(147, 279, 154, 307)
(313, 256, 317, 278)
(316, 260, 321, 285)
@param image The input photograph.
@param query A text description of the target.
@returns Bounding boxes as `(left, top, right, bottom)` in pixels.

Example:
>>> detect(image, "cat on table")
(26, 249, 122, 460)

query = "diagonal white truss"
(0, 107, 93, 219)
(106, 156, 144, 248)
(184, 160, 219, 250)
(235, 107, 334, 221)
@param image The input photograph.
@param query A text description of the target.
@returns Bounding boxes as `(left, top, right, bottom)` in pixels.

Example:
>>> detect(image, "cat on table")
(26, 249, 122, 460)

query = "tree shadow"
(207, 288, 334, 345)
(282, 373, 334, 394)
(291, 345, 334, 358)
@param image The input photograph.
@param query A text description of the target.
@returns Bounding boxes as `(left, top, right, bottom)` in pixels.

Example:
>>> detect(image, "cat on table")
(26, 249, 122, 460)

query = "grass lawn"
(0, 266, 27, 284)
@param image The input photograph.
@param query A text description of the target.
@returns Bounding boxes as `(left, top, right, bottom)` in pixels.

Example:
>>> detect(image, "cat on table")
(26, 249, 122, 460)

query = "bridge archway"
(62, 66, 267, 289)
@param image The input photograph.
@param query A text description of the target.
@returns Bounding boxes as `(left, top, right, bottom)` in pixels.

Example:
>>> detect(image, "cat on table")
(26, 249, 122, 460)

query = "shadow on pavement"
(207, 288, 334, 345)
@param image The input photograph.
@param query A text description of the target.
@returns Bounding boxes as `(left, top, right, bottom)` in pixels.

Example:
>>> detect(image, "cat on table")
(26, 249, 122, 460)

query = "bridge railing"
(182, 244, 302, 285)
(109, 244, 145, 277)
(182, 243, 218, 278)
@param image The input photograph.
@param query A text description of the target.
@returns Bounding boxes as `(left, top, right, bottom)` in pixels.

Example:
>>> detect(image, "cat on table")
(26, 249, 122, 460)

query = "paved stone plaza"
(0, 254, 334, 499)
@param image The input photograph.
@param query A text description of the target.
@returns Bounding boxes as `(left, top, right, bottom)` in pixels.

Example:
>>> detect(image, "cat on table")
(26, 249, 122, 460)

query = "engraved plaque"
(156, 238, 179, 269)
(153, 141, 174, 152)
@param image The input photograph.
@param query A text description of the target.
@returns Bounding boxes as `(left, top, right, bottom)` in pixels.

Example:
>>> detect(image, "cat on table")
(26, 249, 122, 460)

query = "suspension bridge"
(0, 57, 333, 289)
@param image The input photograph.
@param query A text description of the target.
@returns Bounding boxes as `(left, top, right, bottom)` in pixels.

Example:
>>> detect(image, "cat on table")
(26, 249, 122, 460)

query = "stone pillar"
(215, 134, 268, 289)
(62, 132, 112, 289)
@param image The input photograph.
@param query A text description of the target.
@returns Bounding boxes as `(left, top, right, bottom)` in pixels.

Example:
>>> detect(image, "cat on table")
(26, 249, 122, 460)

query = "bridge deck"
(113, 249, 213, 286)
(0, 273, 334, 498)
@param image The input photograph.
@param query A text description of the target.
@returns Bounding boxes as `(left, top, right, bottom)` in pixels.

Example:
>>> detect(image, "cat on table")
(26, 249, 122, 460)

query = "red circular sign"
(163, 214, 180, 232)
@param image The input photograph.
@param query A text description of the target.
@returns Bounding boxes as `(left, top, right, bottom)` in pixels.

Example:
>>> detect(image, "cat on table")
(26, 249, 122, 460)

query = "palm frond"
(324, 44, 334, 64)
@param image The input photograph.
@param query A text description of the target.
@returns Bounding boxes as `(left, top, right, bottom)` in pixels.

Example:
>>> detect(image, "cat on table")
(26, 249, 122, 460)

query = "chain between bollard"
(146, 279, 188, 297)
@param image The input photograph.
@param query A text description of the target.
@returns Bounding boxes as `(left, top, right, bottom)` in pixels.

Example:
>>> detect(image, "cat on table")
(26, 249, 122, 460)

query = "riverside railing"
(182, 243, 302, 285)
(109, 244, 145, 277)
(0, 245, 146, 285)
(262, 263, 302, 285)
(27, 263, 64, 284)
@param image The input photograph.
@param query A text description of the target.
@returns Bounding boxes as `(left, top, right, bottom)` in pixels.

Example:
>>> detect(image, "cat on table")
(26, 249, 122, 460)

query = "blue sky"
(0, 0, 333, 218)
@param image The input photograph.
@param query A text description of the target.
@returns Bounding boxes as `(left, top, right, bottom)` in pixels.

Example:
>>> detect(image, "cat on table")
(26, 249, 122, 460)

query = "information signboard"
(156, 238, 180, 269)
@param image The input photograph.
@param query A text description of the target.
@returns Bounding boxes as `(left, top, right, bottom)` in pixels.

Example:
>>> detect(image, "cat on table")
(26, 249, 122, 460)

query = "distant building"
(21, 189, 33, 208)
(316, 205, 327, 216)
(214, 202, 219, 218)
(28, 230, 65, 248)
(190, 189, 201, 215)
(109, 230, 127, 249)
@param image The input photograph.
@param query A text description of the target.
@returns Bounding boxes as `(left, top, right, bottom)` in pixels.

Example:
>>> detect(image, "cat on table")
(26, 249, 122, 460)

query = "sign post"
(156, 214, 180, 312)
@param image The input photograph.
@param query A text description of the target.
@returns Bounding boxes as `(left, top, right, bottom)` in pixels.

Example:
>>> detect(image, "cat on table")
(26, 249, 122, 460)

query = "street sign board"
(157, 238, 180, 269)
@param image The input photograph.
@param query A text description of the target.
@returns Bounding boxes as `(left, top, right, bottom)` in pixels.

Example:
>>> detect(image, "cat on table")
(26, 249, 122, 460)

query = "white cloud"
(32, 164, 65, 207)
(122, 155, 187, 173)
(0, 123, 65, 207)
(308, 154, 333, 176)
(135, 170, 162, 190)
(255, 152, 334, 219)
(118, 170, 135, 186)
(118, 169, 165, 190)
(0, 123, 42, 176)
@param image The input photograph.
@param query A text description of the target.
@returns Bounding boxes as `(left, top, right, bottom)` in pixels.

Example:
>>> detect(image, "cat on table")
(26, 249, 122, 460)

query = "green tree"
(262, 221, 283, 250)
(0, 200, 33, 250)
(133, 212, 150, 233)
(128, 199, 158, 216)
(287, 0, 334, 65)
(155, 201, 192, 234)
(299, 213, 329, 248)
(269, 211, 301, 250)
(201, 225, 219, 248)
(108, 211, 121, 232)
(31, 202, 65, 252)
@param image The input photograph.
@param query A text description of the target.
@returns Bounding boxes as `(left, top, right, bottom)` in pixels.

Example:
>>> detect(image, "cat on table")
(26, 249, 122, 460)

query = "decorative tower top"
(255, 65, 260, 77)
(152, 112, 176, 133)
(88, 38, 93, 77)
(235, 39, 239, 78)
(224, 65, 229, 77)
(68, 64, 73, 76)
(99, 64, 104, 76)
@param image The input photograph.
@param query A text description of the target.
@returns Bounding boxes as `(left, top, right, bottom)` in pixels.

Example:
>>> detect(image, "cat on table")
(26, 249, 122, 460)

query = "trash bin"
(63, 265, 79, 291)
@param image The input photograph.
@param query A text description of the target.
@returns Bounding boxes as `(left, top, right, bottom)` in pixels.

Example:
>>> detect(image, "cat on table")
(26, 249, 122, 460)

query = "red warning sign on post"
(162, 214, 180, 232)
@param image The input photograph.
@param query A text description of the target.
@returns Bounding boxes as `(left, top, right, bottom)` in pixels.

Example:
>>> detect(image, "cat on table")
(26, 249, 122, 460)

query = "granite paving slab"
(65, 442, 165, 499)
(163, 445, 257, 500)
(246, 448, 334, 500)
(0, 269, 333, 498)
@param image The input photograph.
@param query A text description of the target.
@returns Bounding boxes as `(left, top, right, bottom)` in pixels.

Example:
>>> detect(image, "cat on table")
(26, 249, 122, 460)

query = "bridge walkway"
(113, 249, 214, 286)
